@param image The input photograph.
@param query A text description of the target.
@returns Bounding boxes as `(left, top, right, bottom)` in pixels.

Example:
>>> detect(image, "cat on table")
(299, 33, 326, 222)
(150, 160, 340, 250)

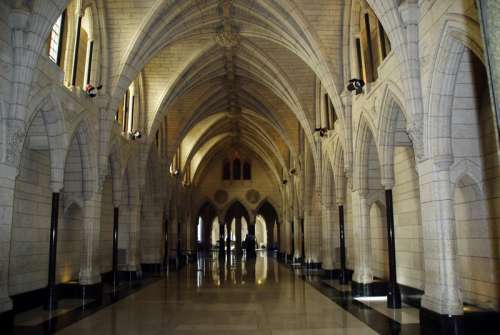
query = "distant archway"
(256, 201, 279, 250)
(224, 201, 250, 254)
(196, 201, 217, 251)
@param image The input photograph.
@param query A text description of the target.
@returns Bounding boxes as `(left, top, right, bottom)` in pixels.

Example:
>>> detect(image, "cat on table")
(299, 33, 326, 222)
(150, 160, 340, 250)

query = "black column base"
(322, 269, 354, 281)
(44, 286, 58, 310)
(141, 263, 162, 274)
(58, 282, 103, 305)
(0, 309, 13, 335)
(420, 307, 464, 335)
(387, 283, 402, 309)
(303, 262, 322, 270)
(322, 269, 337, 279)
(338, 269, 353, 285)
(351, 280, 388, 297)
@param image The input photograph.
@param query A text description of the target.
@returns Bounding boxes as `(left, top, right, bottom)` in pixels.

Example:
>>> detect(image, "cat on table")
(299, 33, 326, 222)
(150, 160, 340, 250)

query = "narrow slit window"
(378, 21, 387, 59)
(49, 13, 65, 65)
(233, 159, 241, 180)
(85, 41, 94, 85)
(122, 90, 129, 133)
(355, 38, 364, 82)
(364, 13, 377, 81)
(243, 161, 251, 180)
(223, 161, 231, 180)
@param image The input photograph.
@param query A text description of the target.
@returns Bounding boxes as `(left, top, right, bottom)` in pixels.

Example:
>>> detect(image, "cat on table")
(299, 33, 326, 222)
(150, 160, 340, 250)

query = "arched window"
(357, 6, 391, 83)
(233, 159, 241, 180)
(48, 10, 67, 66)
(243, 161, 251, 180)
(72, 7, 93, 88)
(115, 84, 137, 136)
(324, 94, 337, 130)
(222, 160, 231, 180)
(115, 89, 130, 132)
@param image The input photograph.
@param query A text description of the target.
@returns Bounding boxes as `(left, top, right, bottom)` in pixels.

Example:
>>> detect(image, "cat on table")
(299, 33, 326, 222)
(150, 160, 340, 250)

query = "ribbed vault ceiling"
(104, 0, 345, 185)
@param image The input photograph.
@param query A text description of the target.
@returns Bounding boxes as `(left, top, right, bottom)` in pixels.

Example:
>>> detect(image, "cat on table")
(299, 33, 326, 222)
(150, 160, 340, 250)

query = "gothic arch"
(353, 112, 382, 192)
(223, 200, 250, 225)
(426, 19, 486, 162)
(23, 90, 68, 189)
(64, 120, 97, 200)
(377, 86, 411, 185)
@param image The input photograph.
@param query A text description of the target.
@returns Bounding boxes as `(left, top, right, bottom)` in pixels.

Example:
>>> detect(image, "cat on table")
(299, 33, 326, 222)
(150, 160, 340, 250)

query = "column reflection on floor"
(48, 252, 377, 335)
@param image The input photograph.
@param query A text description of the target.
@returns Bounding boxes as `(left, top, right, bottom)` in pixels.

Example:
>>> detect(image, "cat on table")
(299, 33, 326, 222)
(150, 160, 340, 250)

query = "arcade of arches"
(0, 0, 499, 334)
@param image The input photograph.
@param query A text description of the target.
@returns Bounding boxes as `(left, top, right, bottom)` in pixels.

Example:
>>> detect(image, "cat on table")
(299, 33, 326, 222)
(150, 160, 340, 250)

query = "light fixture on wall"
(84, 84, 103, 98)
(282, 179, 288, 185)
(289, 168, 296, 175)
(347, 79, 365, 95)
(129, 130, 142, 140)
(314, 127, 328, 137)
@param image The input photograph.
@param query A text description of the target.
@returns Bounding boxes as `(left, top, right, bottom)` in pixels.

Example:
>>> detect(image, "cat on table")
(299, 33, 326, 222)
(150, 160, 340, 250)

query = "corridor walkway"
(47, 254, 380, 335)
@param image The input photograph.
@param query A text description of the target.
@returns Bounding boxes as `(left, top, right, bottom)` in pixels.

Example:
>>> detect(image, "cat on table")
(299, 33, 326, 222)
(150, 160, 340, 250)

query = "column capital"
(432, 156, 453, 171)
(50, 181, 63, 193)
(381, 178, 394, 190)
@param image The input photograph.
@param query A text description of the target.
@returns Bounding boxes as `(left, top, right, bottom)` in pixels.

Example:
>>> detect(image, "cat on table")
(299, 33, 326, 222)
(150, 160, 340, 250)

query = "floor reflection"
(15, 253, 397, 335)
(197, 251, 271, 287)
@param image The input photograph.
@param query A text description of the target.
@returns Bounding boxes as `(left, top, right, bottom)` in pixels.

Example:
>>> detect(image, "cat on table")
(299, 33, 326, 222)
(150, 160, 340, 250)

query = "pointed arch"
(24, 89, 68, 189)
(377, 85, 412, 185)
(426, 18, 486, 162)
(353, 112, 382, 192)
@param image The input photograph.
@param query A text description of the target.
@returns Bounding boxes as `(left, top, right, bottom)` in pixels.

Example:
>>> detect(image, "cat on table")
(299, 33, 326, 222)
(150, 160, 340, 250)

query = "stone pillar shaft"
(112, 207, 119, 288)
(478, 0, 500, 142)
(385, 189, 401, 308)
(352, 191, 372, 284)
(421, 164, 462, 315)
(236, 217, 242, 255)
(0, 167, 16, 316)
(79, 192, 103, 284)
(46, 192, 60, 310)
(338, 205, 349, 285)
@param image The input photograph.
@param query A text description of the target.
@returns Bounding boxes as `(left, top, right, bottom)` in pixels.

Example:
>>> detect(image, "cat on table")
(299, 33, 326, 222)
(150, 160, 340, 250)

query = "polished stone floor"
(14, 253, 421, 334)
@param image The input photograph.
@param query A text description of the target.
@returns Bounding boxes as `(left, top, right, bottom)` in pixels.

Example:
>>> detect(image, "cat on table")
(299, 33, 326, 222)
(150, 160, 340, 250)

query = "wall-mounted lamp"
(84, 84, 103, 98)
(314, 128, 328, 137)
(347, 79, 365, 95)
(289, 168, 296, 175)
(129, 130, 142, 140)
(282, 179, 288, 185)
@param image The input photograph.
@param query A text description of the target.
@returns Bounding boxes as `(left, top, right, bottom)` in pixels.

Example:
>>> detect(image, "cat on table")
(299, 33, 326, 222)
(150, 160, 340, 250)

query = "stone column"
(321, 171, 335, 272)
(168, 217, 177, 264)
(478, 0, 500, 141)
(112, 207, 120, 288)
(235, 217, 242, 256)
(79, 192, 103, 285)
(293, 201, 302, 261)
(226, 220, 231, 255)
(321, 202, 334, 270)
(304, 163, 322, 265)
(45, 190, 61, 310)
(218, 219, 225, 258)
(352, 190, 373, 290)
(163, 216, 168, 267)
(383, 185, 401, 309)
(420, 160, 463, 322)
(127, 202, 142, 274)
(248, 219, 256, 258)
(0, 164, 17, 326)
(338, 202, 349, 284)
